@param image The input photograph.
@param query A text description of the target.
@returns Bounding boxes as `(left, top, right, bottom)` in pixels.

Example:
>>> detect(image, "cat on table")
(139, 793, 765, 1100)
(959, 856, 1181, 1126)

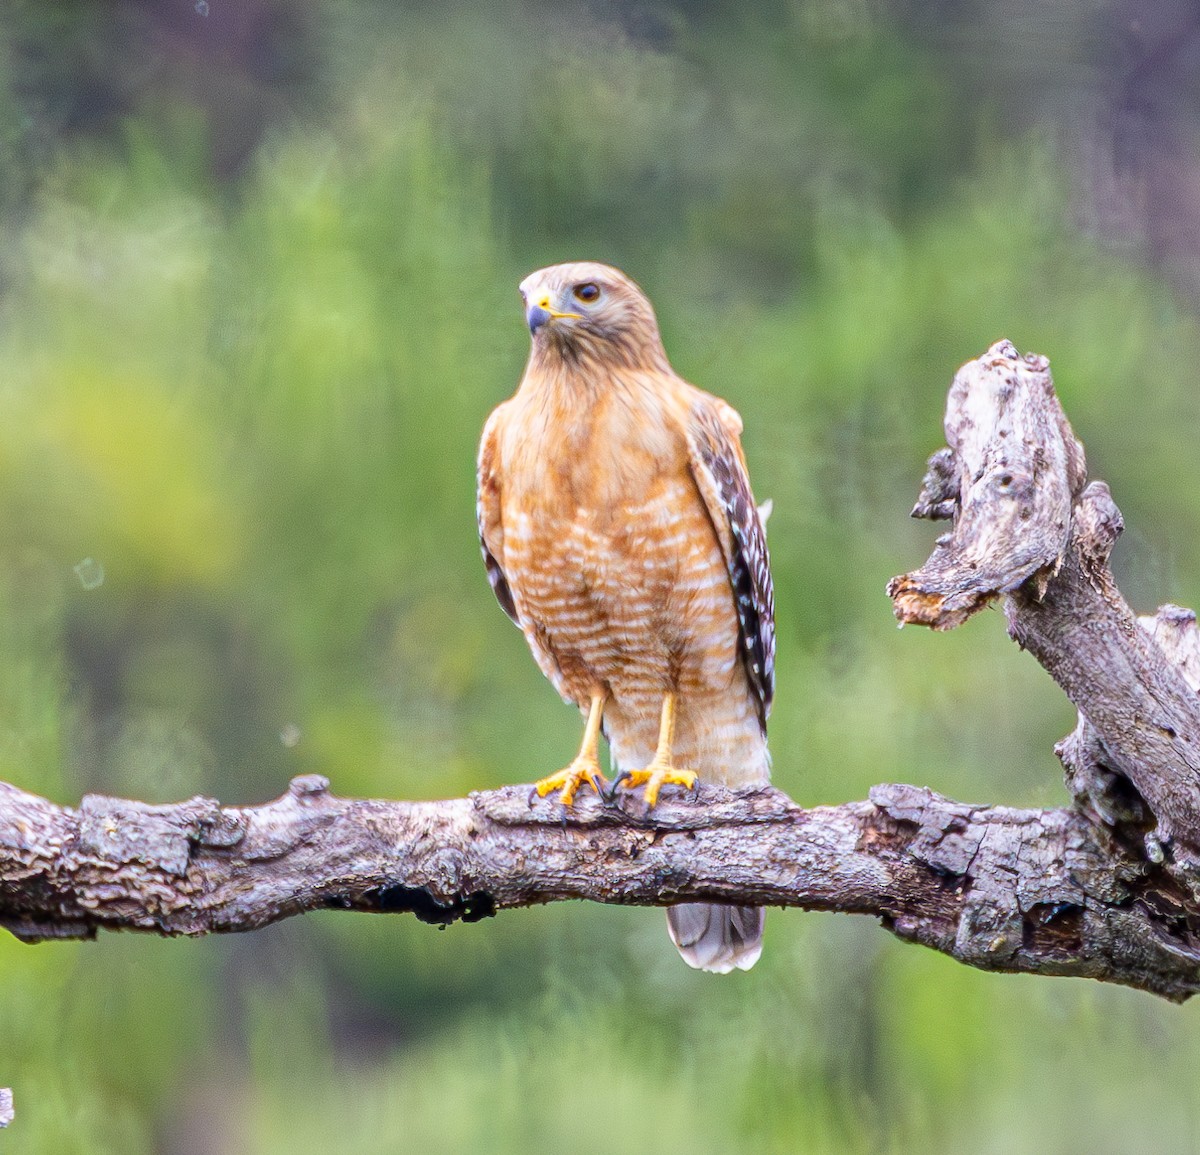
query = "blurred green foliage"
(3, 2, 1200, 1152)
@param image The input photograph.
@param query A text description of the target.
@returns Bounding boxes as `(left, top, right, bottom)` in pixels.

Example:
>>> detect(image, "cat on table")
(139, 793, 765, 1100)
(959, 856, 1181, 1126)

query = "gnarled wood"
(890, 337, 1200, 903)
(888, 341, 1088, 629)
(1, 774, 1198, 1000)
(888, 333, 1200, 946)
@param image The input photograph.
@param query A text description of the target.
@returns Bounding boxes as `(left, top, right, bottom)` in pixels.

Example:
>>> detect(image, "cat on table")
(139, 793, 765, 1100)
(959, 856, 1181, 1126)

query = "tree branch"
(1, 772, 1198, 1000)
(888, 338, 1200, 992)
(3, 339, 1200, 1003)
(889, 341, 1200, 868)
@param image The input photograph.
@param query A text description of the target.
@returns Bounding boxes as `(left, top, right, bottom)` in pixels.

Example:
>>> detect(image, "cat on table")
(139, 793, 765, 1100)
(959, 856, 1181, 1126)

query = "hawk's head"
(518, 261, 667, 371)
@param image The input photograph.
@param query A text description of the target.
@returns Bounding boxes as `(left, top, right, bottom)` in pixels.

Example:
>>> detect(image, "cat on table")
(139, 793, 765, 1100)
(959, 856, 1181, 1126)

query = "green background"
(3, 2, 1200, 1151)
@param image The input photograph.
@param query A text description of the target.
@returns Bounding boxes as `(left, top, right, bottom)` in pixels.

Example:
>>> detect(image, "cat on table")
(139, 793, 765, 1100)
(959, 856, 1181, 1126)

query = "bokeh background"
(3, 1, 1200, 1151)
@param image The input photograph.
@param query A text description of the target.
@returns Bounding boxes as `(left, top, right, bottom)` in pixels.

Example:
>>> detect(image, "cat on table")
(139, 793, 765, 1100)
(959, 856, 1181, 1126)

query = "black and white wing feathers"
(686, 398, 776, 729)
(476, 406, 519, 626)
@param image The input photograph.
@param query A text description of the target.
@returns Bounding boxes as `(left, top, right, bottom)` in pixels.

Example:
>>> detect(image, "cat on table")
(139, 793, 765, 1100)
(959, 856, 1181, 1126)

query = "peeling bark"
(0, 774, 1197, 1000)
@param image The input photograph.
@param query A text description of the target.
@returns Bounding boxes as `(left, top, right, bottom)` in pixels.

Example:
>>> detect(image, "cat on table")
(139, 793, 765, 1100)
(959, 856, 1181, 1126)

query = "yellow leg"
(614, 693, 698, 807)
(533, 692, 608, 805)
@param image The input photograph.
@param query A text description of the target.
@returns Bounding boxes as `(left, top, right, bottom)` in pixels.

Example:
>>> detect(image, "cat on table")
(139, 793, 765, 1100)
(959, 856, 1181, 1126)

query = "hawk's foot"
(531, 756, 607, 807)
(613, 762, 698, 808)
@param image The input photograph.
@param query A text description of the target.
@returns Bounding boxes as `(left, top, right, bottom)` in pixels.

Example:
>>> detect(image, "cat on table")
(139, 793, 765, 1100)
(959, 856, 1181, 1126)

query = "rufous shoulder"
(478, 399, 514, 462)
(665, 376, 746, 441)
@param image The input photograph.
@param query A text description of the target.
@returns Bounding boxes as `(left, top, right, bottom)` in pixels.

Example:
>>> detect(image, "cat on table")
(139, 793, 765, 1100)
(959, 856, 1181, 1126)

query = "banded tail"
(667, 903, 764, 973)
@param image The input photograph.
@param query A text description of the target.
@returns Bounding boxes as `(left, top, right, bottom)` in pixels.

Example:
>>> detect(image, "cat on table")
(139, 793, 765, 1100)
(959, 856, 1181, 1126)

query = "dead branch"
(889, 341, 1200, 861)
(0, 773, 1197, 1000)
(2, 338, 1199, 1003)
(890, 338, 1200, 988)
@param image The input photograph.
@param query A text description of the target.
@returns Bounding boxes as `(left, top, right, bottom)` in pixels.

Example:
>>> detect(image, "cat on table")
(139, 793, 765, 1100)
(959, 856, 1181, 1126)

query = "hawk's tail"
(666, 903, 764, 973)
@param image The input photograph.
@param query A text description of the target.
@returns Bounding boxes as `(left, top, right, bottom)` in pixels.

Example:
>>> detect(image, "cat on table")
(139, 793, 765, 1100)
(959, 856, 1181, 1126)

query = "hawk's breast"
(492, 377, 770, 784)
(504, 465, 741, 722)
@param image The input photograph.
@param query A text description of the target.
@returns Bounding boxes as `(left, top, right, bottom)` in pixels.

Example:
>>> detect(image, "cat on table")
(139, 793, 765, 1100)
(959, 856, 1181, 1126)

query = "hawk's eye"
(573, 282, 601, 304)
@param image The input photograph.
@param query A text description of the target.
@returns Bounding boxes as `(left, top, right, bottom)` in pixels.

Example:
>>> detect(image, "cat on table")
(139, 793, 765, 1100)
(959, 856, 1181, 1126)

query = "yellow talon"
(532, 691, 607, 806)
(612, 692, 697, 807)
(618, 762, 698, 808)
(533, 757, 606, 806)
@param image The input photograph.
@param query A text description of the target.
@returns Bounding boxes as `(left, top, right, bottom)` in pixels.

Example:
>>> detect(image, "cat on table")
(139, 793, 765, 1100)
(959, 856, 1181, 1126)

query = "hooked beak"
(526, 295, 580, 335)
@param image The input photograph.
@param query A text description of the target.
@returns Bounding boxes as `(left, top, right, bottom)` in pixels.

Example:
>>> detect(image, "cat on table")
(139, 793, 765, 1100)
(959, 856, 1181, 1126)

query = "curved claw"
(531, 758, 607, 807)
(611, 762, 698, 808)
(602, 769, 631, 804)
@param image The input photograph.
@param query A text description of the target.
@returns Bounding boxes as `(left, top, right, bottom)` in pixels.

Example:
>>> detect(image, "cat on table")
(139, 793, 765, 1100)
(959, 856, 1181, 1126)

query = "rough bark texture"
(889, 338, 1200, 997)
(2, 338, 1200, 1003)
(0, 773, 1197, 1000)
(890, 342, 1088, 629)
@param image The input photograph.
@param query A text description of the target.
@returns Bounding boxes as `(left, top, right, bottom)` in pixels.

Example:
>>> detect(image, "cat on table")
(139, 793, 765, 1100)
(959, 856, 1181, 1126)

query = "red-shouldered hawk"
(477, 261, 775, 973)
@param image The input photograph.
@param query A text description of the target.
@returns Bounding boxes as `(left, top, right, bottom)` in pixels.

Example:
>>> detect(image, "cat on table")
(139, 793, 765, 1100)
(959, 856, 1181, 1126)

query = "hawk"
(476, 261, 775, 973)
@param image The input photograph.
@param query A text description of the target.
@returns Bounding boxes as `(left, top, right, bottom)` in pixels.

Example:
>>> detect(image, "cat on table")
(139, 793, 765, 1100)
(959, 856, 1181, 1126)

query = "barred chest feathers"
(495, 377, 765, 784)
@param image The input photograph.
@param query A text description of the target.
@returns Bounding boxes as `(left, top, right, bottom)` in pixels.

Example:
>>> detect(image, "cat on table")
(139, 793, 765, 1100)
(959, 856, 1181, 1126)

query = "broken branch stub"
(887, 339, 1087, 629)
(890, 339, 1200, 871)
